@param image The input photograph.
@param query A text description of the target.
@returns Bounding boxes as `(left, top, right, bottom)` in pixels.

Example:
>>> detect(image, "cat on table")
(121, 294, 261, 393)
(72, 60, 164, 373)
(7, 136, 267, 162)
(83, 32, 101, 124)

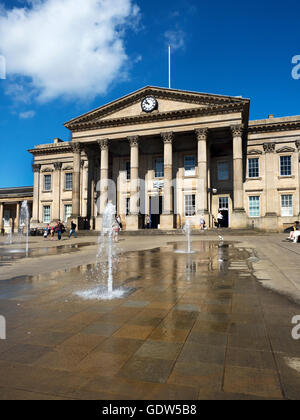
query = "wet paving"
(0, 241, 299, 400)
(0, 242, 96, 265)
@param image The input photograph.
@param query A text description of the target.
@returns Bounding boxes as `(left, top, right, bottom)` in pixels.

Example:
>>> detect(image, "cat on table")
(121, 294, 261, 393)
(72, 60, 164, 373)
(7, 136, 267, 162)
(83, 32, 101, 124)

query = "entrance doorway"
(218, 197, 229, 228)
(149, 196, 163, 229)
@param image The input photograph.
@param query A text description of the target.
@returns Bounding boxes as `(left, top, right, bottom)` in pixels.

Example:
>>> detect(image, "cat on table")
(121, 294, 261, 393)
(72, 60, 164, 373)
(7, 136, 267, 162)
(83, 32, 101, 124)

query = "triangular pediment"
(65, 86, 249, 131)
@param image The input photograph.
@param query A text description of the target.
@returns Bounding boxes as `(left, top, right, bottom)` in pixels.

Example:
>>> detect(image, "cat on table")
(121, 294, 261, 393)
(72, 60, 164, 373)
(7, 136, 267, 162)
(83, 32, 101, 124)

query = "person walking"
(217, 211, 223, 228)
(200, 215, 205, 231)
(69, 220, 78, 239)
(56, 220, 64, 241)
(112, 218, 120, 243)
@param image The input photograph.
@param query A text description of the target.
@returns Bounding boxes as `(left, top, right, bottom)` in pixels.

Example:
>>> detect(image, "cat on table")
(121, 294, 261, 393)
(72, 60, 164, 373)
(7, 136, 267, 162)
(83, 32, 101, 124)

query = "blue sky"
(0, 0, 299, 188)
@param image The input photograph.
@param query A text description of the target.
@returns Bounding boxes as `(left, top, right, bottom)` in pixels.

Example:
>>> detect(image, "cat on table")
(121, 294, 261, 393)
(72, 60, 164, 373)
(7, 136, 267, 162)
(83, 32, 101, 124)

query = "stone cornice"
(249, 121, 300, 134)
(64, 87, 249, 130)
(28, 142, 72, 156)
(66, 102, 246, 133)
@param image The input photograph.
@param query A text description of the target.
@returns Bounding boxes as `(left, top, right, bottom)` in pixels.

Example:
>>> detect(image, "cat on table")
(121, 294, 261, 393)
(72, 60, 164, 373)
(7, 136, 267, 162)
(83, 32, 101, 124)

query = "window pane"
(184, 156, 196, 176)
(126, 162, 130, 180)
(43, 206, 50, 223)
(126, 198, 130, 216)
(218, 162, 229, 181)
(64, 205, 72, 222)
(44, 175, 51, 191)
(249, 196, 260, 217)
(65, 173, 72, 190)
(248, 158, 259, 178)
(155, 158, 164, 178)
(280, 156, 292, 176)
(281, 195, 293, 216)
(185, 195, 196, 216)
(219, 197, 229, 210)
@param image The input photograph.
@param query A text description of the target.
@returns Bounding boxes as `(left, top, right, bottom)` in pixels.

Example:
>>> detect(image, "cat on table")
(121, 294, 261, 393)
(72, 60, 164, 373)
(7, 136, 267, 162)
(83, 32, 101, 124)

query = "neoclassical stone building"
(29, 86, 300, 231)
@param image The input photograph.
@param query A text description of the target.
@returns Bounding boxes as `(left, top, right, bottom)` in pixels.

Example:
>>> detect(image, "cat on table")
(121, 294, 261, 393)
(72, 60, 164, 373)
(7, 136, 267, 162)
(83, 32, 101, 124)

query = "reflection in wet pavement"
(0, 241, 299, 400)
(0, 242, 96, 264)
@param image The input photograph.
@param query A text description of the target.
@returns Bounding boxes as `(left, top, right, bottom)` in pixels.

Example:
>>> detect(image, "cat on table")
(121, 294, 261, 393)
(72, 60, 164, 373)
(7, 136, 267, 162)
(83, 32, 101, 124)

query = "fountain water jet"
(75, 202, 125, 301)
(174, 220, 196, 254)
(20, 200, 30, 257)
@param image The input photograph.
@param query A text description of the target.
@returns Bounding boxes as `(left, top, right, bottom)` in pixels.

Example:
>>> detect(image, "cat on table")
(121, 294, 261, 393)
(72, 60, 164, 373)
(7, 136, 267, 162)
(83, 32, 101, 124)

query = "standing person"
(69, 220, 78, 239)
(146, 215, 151, 229)
(217, 211, 223, 228)
(200, 215, 205, 231)
(56, 220, 63, 241)
(117, 215, 122, 231)
(112, 218, 120, 243)
(43, 224, 49, 240)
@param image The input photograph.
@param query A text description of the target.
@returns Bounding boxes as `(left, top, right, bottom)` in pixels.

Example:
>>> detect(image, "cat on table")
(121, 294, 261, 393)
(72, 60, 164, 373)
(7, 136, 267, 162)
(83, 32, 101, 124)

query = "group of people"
(287, 221, 300, 243)
(43, 220, 77, 241)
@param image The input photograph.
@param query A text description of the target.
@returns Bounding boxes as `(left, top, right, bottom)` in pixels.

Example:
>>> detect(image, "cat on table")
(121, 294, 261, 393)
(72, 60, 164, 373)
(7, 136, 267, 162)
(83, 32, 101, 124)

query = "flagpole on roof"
(168, 45, 171, 89)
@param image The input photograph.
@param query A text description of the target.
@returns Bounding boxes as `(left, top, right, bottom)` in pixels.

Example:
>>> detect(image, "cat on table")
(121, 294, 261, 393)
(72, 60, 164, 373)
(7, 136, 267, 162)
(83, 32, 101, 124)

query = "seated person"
(293, 228, 300, 243)
(288, 221, 299, 240)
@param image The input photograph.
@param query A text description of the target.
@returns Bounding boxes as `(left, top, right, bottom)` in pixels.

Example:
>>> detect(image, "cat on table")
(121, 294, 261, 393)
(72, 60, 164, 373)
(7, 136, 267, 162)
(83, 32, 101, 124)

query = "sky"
(0, 0, 300, 188)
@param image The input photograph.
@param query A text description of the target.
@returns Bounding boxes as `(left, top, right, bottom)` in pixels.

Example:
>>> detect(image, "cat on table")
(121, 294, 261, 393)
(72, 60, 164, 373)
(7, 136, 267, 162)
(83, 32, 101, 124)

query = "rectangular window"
(126, 162, 130, 180)
(64, 205, 72, 223)
(280, 156, 292, 176)
(43, 206, 51, 223)
(155, 158, 164, 178)
(44, 175, 52, 191)
(219, 197, 229, 210)
(185, 195, 196, 217)
(65, 173, 73, 190)
(249, 196, 260, 217)
(126, 198, 130, 216)
(248, 158, 259, 178)
(281, 195, 293, 216)
(184, 156, 196, 176)
(218, 162, 229, 181)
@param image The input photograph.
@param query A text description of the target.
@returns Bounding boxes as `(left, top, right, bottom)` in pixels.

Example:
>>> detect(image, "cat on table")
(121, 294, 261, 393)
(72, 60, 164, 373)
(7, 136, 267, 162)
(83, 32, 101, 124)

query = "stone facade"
(28, 87, 300, 232)
(0, 187, 33, 234)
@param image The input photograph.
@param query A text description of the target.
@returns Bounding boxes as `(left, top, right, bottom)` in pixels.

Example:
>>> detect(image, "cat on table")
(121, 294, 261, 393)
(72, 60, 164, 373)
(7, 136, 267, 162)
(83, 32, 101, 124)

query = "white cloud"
(165, 29, 186, 51)
(19, 110, 36, 119)
(0, 0, 139, 102)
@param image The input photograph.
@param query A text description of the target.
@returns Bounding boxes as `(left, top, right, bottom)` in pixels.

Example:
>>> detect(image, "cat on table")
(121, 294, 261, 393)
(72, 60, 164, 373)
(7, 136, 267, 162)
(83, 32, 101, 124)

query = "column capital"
(263, 142, 276, 153)
(195, 128, 209, 141)
(54, 162, 62, 171)
(128, 136, 139, 147)
(71, 142, 82, 154)
(97, 139, 109, 151)
(230, 124, 244, 137)
(161, 132, 174, 144)
(32, 164, 41, 173)
(296, 140, 300, 151)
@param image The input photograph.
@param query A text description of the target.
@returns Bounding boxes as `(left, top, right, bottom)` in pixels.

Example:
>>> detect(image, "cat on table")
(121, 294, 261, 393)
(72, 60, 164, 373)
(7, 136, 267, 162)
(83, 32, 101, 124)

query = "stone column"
(98, 139, 109, 216)
(161, 132, 174, 229)
(296, 140, 300, 216)
(230, 125, 246, 228)
(195, 128, 208, 218)
(16, 202, 20, 232)
(263, 142, 278, 230)
(53, 162, 62, 221)
(71, 143, 81, 218)
(32, 164, 41, 223)
(127, 136, 140, 230)
(0, 202, 3, 231)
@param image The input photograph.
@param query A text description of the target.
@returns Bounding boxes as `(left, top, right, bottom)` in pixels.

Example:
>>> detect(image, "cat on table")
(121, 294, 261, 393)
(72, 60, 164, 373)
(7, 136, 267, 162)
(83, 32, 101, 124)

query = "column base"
(126, 215, 139, 231)
(160, 214, 174, 230)
(261, 213, 278, 232)
(231, 209, 247, 229)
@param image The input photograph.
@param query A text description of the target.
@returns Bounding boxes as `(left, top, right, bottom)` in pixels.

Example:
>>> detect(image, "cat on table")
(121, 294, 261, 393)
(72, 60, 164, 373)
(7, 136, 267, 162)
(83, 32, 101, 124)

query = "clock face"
(141, 96, 158, 113)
